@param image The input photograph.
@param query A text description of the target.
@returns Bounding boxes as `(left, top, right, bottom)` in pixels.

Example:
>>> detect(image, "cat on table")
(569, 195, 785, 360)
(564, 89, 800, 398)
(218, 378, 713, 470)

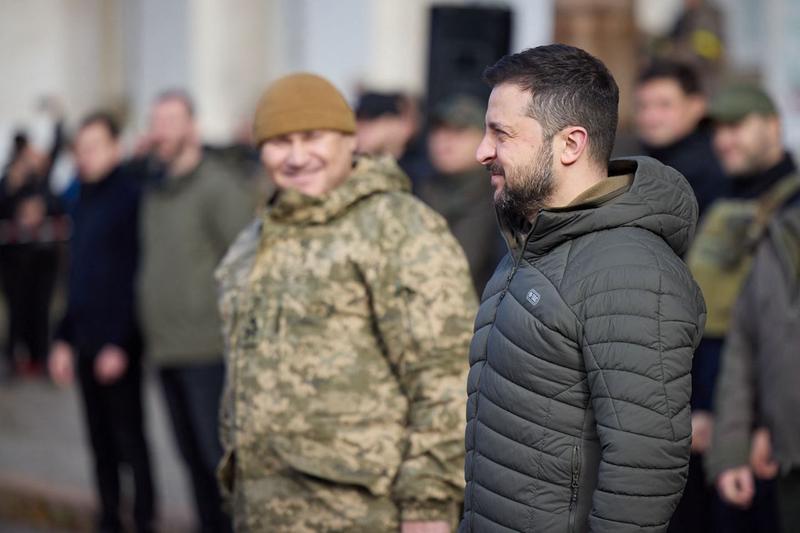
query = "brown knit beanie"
(253, 73, 356, 145)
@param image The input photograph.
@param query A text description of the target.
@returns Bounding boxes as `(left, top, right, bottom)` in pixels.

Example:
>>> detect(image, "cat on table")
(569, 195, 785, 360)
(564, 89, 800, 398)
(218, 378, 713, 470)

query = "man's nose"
(288, 139, 310, 166)
(476, 134, 495, 165)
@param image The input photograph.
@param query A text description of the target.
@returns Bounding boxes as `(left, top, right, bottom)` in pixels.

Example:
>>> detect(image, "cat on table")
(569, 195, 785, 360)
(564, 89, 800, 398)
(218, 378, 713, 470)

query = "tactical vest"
(687, 174, 800, 336)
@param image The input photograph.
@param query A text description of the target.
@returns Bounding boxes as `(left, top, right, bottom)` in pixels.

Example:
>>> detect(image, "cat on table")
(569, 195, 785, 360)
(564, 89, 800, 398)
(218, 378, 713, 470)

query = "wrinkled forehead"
(486, 83, 533, 124)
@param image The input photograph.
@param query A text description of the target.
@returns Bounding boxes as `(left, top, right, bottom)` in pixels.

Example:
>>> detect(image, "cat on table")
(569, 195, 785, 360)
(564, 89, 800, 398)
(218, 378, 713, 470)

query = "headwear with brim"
(707, 83, 778, 124)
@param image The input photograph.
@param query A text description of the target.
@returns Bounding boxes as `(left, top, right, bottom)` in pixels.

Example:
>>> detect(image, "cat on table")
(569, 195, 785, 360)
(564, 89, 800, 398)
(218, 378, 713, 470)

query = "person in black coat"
(0, 126, 67, 377)
(634, 60, 729, 219)
(48, 112, 156, 533)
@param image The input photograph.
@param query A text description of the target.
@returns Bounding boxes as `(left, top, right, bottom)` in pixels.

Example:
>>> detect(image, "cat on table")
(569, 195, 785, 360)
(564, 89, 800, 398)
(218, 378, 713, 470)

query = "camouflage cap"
(708, 83, 778, 124)
(430, 94, 486, 130)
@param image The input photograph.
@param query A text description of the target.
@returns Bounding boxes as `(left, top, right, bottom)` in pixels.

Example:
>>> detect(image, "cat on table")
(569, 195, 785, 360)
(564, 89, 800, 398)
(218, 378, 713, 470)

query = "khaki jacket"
(216, 156, 477, 525)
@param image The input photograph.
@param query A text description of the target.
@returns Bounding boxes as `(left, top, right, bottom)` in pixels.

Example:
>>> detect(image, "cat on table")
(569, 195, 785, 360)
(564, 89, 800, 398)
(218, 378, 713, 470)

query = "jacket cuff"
(399, 499, 458, 523)
(706, 440, 750, 484)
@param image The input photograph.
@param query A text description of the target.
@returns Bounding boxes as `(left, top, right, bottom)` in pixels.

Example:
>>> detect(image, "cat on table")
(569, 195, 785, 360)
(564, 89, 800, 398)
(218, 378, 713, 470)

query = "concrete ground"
(0, 372, 195, 532)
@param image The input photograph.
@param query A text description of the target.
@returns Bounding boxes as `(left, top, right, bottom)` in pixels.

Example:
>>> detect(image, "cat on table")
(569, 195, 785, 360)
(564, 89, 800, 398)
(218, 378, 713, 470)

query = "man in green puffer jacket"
(216, 73, 477, 532)
(460, 44, 706, 533)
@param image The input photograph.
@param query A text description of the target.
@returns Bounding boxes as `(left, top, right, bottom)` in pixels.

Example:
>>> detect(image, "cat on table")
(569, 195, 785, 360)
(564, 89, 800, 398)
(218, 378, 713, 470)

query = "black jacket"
(417, 168, 504, 294)
(641, 124, 728, 218)
(56, 165, 141, 357)
(460, 157, 706, 532)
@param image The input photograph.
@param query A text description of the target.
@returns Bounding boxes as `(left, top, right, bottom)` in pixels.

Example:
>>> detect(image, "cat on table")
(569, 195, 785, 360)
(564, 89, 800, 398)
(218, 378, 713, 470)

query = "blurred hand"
(94, 345, 128, 385)
(691, 411, 713, 454)
(48, 341, 74, 386)
(717, 466, 755, 509)
(401, 522, 451, 533)
(750, 427, 779, 479)
(16, 196, 46, 230)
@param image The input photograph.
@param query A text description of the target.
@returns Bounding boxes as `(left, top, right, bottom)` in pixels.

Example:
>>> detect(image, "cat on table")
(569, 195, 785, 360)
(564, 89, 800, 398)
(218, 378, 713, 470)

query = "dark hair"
(483, 43, 619, 165)
(155, 88, 195, 117)
(79, 111, 121, 139)
(355, 92, 404, 120)
(637, 60, 702, 95)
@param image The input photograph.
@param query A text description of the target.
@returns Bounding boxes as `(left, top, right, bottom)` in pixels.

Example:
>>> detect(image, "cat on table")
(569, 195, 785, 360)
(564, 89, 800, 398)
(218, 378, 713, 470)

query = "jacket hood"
(512, 156, 698, 258)
(268, 155, 410, 225)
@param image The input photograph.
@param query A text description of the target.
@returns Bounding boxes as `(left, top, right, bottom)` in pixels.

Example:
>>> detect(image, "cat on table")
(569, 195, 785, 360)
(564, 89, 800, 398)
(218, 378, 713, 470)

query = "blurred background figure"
(1, 1, 799, 530)
(206, 117, 269, 195)
(659, 0, 726, 93)
(49, 112, 155, 533)
(135, 90, 254, 533)
(355, 91, 431, 186)
(686, 82, 799, 533)
(0, 111, 68, 380)
(634, 60, 728, 218)
(417, 94, 502, 295)
(707, 201, 800, 533)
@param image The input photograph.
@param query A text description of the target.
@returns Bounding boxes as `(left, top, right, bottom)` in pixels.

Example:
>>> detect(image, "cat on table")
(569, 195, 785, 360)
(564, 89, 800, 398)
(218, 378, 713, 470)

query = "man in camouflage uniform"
(216, 73, 477, 532)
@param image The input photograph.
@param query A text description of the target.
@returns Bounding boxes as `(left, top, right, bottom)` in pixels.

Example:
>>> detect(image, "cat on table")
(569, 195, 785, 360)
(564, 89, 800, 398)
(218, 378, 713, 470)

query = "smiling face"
(260, 130, 357, 197)
(476, 83, 555, 220)
(635, 78, 705, 147)
(713, 113, 783, 177)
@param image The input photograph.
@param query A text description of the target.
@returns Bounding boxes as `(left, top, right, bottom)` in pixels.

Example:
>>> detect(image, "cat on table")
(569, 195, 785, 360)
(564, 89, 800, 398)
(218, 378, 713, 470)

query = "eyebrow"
(488, 121, 513, 134)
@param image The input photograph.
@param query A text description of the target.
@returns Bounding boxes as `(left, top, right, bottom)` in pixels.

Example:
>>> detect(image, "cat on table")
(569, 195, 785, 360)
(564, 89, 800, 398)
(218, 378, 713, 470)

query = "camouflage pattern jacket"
(216, 156, 477, 523)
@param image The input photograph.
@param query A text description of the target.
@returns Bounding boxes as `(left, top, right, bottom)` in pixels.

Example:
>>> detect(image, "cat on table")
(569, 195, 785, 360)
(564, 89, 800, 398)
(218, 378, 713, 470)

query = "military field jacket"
(216, 156, 477, 523)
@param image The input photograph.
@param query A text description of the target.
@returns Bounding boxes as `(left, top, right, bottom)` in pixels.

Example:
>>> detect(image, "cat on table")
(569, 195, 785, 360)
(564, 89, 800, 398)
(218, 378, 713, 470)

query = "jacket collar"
(266, 155, 410, 225)
(732, 152, 797, 199)
(499, 157, 698, 260)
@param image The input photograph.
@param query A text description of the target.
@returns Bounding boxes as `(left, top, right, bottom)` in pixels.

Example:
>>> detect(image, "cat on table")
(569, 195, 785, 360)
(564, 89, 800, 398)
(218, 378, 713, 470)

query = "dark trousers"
(0, 245, 58, 366)
(669, 453, 714, 533)
(159, 361, 231, 533)
(777, 469, 800, 533)
(669, 453, 779, 533)
(77, 353, 156, 532)
(714, 477, 779, 533)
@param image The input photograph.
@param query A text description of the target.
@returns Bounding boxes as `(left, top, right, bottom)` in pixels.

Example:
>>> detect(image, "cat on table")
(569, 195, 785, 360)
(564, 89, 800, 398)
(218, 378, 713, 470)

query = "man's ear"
(766, 115, 782, 143)
(559, 126, 589, 166)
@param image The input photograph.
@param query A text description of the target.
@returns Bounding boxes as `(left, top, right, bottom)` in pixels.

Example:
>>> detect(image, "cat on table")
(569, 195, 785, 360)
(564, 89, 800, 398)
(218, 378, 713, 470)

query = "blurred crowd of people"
(0, 2, 798, 532)
(630, 57, 799, 533)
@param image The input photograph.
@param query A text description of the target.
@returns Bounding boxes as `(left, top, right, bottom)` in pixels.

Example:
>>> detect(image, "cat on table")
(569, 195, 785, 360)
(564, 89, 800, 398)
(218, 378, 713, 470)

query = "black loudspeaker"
(426, 5, 513, 110)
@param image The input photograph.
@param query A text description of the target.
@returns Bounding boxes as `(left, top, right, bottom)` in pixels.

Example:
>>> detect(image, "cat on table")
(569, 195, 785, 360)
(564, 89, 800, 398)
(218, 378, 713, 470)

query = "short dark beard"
(492, 140, 555, 221)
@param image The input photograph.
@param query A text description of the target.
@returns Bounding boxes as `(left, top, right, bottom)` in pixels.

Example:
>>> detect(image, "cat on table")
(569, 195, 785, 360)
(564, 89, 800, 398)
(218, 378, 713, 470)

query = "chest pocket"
(281, 257, 371, 327)
(687, 203, 755, 337)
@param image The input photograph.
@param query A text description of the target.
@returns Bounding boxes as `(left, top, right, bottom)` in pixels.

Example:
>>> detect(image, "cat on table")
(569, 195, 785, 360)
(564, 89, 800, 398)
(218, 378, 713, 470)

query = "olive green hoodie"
(138, 155, 255, 365)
